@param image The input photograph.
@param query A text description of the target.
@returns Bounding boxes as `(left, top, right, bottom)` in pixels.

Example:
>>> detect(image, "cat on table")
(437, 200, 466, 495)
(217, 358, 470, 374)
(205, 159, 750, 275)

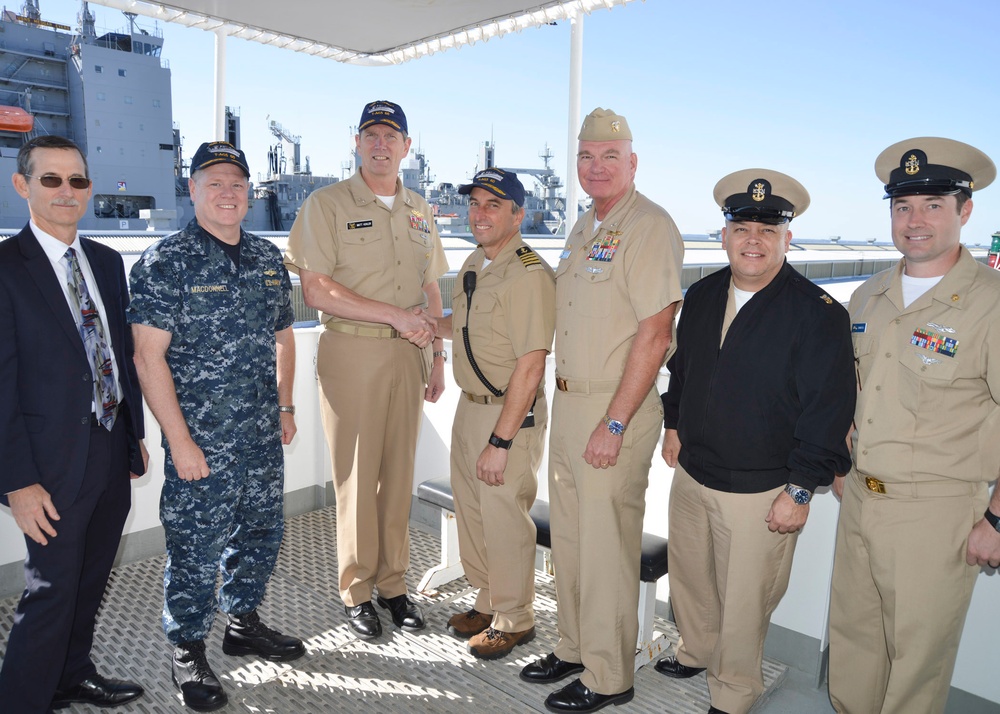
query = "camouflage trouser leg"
(160, 442, 285, 644)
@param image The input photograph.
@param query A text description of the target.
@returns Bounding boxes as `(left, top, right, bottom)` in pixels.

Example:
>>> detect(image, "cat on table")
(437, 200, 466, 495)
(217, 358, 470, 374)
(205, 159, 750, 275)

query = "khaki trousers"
(317, 329, 424, 606)
(668, 465, 797, 714)
(829, 468, 986, 714)
(549, 388, 662, 695)
(450, 397, 546, 632)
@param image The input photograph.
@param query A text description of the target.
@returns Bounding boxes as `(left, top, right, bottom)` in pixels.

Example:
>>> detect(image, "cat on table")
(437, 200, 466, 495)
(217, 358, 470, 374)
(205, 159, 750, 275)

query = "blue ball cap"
(358, 100, 408, 135)
(458, 167, 526, 207)
(190, 141, 250, 178)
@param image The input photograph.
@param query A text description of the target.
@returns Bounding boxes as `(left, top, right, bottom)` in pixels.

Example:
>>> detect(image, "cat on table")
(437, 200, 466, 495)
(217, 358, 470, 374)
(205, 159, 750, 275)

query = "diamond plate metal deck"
(0, 505, 786, 713)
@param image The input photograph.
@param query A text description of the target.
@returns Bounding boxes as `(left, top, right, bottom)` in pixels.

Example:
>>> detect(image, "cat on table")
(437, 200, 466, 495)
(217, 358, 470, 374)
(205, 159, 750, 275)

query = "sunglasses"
(24, 174, 92, 189)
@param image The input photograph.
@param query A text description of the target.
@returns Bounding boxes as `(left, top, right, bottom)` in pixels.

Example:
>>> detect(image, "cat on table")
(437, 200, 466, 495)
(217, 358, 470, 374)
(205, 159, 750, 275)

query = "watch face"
(786, 484, 811, 505)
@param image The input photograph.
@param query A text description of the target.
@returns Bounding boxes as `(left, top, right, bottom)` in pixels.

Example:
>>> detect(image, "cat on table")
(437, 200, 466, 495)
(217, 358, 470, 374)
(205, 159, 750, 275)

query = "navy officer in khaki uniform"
(829, 138, 1000, 714)
(284, 101, 447, 640)
(437, 168, 555, 660)
(520, 108, 684, 713)
(657, 170, 855, 714)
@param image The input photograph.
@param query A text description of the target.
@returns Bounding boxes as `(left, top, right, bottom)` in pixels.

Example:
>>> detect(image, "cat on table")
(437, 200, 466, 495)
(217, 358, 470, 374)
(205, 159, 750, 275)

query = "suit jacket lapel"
(19, 226, 88, 360)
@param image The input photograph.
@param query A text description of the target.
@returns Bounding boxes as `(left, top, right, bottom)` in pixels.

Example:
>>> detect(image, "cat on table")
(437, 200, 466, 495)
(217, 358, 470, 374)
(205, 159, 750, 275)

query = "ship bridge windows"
(94, 194, 154, 219)
(132, 41, 162, 58)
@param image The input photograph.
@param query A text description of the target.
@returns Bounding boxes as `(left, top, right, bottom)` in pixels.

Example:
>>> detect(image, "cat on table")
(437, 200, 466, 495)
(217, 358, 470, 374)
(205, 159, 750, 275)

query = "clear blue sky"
(40, 0, 1000, 244)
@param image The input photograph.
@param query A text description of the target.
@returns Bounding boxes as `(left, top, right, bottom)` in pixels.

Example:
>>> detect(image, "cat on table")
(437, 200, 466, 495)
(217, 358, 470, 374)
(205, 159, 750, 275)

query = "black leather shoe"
(544, 678, 634, 713)
(375, 593, 425, 631)
(51, 673, 144, 709)
(172, 640, 227, 712)
(346, 601, 382, 639)
(654, 655, 706, 679)
(223, 609, 306, 662)
(708, 707, 731, 714)
(519, 652, 586, 683)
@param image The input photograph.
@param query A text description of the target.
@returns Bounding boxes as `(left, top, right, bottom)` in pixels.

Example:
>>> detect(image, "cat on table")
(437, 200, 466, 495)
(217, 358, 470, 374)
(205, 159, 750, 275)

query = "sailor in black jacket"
(653, 170, 855, 714)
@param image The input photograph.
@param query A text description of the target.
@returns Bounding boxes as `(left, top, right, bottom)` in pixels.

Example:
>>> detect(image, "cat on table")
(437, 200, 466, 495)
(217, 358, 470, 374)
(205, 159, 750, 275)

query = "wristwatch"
(433, 350, 448, 362)
(488, 432, 513, 450)
(784, 483, 812, 505)
(603, 414, 626, 436)
(278, 405, 295, 415)
(985, 507, 1000, 534)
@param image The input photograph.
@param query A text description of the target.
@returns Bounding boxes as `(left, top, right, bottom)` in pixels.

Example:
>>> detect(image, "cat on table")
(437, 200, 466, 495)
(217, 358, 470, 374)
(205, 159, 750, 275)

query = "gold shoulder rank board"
(516, 246, 542, 268)
(819, 294, 833, 305)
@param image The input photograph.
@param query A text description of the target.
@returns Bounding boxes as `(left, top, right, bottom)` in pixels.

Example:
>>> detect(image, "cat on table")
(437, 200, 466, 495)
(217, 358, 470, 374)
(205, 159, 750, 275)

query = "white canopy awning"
(90, 0, 637, 66)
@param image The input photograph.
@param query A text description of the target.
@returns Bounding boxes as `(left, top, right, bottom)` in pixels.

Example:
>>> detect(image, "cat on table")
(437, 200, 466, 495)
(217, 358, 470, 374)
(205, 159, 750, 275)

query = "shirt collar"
(31, 219, 81, 264)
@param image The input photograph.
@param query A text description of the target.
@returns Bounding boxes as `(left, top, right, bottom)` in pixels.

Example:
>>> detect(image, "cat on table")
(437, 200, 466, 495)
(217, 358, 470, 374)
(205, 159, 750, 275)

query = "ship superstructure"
(0, 1, 179, 229)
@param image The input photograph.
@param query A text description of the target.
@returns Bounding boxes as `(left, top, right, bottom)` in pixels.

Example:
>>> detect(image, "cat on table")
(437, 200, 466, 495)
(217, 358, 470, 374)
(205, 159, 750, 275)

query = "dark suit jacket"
(0, 224, 144, 510)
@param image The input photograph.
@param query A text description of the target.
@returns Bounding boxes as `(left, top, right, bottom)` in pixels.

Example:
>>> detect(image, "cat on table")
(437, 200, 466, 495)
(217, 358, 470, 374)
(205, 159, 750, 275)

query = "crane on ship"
(267, 119, 305, 176)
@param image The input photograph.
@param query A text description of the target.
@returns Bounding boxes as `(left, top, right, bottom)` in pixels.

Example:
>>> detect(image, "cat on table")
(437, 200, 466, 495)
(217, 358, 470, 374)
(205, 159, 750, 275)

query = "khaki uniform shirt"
(554, 184, 684, 380)
(451, 236, 555, 395)
(283, 171, 448, 325)
(850, 247, 1000, 484)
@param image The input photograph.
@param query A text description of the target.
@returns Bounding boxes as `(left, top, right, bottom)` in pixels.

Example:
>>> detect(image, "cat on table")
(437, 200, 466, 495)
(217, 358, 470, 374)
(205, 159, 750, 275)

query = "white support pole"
(213, 27, 228, 141)
(564, 12, 583, 239)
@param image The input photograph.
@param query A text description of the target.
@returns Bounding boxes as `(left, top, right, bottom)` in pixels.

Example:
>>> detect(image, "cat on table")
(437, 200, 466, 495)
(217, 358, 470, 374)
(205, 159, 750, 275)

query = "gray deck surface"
(0, 506, 790, 713)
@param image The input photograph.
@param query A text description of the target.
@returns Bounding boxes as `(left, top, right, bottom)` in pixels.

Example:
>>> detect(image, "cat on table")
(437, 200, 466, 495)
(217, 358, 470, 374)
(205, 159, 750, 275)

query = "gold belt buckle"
(864, 476, 886, 494)
(556, 377, 569, 392)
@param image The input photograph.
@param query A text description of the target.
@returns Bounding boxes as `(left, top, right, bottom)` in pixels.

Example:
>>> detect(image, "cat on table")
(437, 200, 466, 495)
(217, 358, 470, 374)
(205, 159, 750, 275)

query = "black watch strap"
(488, 432, 513, 450)
(985, 508, 1000, 533)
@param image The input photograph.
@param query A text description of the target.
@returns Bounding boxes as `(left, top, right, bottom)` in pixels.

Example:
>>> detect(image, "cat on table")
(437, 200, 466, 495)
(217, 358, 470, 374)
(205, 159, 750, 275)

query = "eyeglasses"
(23, 174, 92, 189)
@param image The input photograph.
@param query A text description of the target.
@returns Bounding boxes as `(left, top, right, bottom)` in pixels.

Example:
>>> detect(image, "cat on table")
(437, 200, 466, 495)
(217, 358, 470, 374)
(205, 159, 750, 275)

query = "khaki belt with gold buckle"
(555, 376, 618, 394)
(864, 476, 886, 494)
(462, 387, 545, 405)
(325, 321, 399, 339)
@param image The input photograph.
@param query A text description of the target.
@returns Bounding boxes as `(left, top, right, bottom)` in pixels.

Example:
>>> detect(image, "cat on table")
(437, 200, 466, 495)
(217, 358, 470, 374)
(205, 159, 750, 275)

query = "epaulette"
(516, 245, 543, 270)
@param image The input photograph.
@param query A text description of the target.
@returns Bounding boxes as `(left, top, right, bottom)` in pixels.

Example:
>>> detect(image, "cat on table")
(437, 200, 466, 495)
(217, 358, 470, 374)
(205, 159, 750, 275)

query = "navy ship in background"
(0, 0, 179, 230)
(0, 0, 575, 235)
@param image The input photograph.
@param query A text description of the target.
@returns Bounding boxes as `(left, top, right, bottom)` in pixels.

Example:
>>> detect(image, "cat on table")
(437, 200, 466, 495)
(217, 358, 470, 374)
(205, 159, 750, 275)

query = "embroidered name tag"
(264, 279, 282, 286)
(347, 220, 373, 230)
(911, 327, 958, 357)
(190, 285, 229, 293)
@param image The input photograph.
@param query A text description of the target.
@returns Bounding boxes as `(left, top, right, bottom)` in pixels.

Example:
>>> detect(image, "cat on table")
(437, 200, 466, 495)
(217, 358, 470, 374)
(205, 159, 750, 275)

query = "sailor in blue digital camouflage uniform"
(129, 141, 304, 712)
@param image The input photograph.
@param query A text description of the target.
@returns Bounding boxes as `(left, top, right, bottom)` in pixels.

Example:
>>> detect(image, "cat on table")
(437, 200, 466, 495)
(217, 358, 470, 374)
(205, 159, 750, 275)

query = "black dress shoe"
(654, 655, 706, 679)
(51, 673, 144, 709)
(223, 609, 306, 662)
(172, 640, 227, 712)
(708, 707, 731, 714)
(544, 678, 634, 713)
(519, 652, 586, 683)
(376, 593, 425, 631)
(346, 601, 383, 639)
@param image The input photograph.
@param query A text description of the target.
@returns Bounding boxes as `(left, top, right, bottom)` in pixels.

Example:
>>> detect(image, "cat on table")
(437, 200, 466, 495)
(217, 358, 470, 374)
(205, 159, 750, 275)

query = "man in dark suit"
(0, 135, 147, 713)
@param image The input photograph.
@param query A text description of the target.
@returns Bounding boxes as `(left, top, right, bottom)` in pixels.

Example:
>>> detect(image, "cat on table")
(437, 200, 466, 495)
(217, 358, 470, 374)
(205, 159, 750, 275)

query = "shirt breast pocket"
(187, 287, 232, 317)
(337, 229, 385, 272)
(570, 262, 615, 318)
(897, 347, 960, 412)
(408, 229, 431, 274)
(853, 334, 875, 382)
